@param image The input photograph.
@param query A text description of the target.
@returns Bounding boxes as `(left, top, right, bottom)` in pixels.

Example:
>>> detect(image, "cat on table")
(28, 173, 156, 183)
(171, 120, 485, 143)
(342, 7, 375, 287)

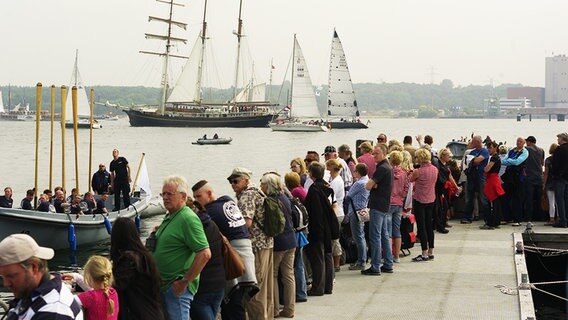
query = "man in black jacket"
(551, 132, 568, 228)
(91, 163, 111, 195)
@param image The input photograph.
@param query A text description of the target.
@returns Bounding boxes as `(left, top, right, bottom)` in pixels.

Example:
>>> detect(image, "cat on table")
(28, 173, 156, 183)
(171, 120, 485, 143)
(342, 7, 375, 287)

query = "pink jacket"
(390, 166, 409, 206)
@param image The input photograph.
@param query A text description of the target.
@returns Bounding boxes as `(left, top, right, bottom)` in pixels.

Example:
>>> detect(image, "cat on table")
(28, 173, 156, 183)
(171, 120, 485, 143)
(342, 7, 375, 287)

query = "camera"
(145, 231, 157, 252)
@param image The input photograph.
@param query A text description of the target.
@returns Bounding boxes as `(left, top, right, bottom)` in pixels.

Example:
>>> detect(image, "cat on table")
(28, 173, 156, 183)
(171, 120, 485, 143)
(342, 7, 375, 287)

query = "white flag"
(137, 157, 152, 197)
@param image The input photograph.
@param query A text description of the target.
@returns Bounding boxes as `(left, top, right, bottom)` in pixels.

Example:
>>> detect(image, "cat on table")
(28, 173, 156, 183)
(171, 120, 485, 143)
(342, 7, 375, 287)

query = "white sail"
(291, 37, 320, 119)
(327, 30, 359, 118)
(167, 36, 204, 104)
(232, 83, 266, 103)
(0, 91, 5, 113)
(66, 51, 92, 119)
(135, 156, 152, 197)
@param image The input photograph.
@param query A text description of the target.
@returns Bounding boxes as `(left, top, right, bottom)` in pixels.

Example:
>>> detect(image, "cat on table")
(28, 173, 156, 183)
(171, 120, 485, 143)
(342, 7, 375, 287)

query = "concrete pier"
(293, 222, 565, 319)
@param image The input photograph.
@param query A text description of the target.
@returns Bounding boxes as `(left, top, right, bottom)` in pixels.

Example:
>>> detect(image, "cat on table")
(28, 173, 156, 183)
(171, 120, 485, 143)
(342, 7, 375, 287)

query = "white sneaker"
(393, 257, 400, 263)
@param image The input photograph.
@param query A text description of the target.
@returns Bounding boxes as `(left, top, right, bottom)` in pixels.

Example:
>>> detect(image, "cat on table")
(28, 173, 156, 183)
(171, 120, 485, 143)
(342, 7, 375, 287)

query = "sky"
(2, 0, 568, 89)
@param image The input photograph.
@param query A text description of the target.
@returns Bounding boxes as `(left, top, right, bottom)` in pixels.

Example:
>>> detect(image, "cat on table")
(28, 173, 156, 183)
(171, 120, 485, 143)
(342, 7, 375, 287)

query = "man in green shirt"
(153, 175, 211, 320)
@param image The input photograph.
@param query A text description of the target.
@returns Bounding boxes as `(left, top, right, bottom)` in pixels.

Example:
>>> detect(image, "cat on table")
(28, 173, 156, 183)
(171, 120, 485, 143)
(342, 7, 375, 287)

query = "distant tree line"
(0, 80, 517, 116)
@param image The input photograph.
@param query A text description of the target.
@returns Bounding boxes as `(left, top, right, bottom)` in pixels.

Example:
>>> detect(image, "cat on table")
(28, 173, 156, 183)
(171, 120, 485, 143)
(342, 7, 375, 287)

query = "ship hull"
(328, 121, 368, 129)
(124, 110, 272, 128)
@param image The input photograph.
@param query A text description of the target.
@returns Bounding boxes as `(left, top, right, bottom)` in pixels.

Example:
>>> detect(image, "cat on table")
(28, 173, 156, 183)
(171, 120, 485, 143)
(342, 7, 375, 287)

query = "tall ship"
(124, 0, 275, 128)
(326, 30, 367, 129)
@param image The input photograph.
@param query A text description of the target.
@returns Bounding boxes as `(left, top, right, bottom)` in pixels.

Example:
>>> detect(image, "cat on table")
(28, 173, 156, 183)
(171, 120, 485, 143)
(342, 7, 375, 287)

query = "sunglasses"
(229, 179, 240, 185)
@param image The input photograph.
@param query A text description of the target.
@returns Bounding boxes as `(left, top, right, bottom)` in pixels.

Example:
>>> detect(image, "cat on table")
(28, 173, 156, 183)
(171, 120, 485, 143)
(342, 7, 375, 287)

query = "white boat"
(64, 50, 101, 130)
(0, 195, 150, 251)
(269, 35, 327, 132)
(326, 30, 367, 129)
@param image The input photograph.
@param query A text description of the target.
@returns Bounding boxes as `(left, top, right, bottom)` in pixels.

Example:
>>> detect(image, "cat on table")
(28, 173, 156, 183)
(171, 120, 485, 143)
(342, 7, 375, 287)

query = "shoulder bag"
(221, 234, 245, 280)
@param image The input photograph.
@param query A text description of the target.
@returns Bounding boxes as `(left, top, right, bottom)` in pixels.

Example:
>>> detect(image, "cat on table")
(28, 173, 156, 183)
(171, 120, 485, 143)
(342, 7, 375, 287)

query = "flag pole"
(34, 83, 42, 209)
(131, 153, 146, 196)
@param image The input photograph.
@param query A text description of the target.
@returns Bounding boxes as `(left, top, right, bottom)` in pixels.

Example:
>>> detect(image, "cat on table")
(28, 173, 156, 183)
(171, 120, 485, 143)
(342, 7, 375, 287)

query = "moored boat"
(446, 140, 468, 160)
(0, 195, 150, 251)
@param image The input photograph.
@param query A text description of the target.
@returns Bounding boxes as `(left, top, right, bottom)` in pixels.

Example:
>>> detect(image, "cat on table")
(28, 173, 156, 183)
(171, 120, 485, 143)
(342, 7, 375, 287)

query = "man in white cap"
(0, 234, 83, 319)
(228, 167, 274, 320)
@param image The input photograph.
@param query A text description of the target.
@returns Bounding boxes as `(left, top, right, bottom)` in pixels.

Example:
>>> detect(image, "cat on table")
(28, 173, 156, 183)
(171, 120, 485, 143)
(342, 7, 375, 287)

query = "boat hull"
(328, 121, 368, 129)
(124, 110, 272, 128)
(65, 121, 102, 129)
(269, 122, 328, 132)
(0, 196, 150, 250)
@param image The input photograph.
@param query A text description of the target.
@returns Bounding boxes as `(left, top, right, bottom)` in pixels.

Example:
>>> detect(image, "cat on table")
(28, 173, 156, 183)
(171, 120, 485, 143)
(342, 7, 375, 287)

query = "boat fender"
(135, 214, 141, 233)
(68, 223, 77, 252)
(104, 217, 112, 235)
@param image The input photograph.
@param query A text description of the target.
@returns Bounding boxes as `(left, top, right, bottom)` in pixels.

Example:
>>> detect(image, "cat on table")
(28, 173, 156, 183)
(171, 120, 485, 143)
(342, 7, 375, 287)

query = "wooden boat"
(192, 137, 233, 145)
(0, 195, 150, 251)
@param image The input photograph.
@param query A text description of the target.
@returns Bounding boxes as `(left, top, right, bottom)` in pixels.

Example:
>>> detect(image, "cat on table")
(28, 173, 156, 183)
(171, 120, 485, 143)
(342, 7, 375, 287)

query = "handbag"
(221, 234, 245, 280)
(349, 198, 370, 223)
(404, 181, 413, 210)
(296, 231, 309, 248)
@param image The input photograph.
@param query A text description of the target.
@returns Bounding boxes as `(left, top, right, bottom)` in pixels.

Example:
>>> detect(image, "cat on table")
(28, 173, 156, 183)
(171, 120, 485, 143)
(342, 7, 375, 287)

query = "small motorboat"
(192, 137, 233, 145)
(446, 140, 468, 160)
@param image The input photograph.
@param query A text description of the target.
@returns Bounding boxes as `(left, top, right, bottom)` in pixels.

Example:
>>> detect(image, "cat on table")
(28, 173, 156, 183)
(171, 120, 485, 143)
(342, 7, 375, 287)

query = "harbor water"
(0, 116, 566, 265)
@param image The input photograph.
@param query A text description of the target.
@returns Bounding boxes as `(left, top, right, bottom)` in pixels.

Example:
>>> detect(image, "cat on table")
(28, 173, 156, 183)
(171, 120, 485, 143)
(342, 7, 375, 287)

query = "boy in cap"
(0, 234, 83, 319)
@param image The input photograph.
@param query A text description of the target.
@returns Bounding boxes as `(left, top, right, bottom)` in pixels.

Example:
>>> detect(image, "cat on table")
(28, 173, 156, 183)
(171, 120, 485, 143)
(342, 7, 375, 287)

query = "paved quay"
(294, 221, 565, 320)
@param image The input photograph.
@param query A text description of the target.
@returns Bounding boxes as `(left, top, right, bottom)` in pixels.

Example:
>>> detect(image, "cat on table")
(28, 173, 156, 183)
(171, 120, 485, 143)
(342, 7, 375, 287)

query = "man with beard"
(192, 180, 258, 320)
(0, 234, 82, 319)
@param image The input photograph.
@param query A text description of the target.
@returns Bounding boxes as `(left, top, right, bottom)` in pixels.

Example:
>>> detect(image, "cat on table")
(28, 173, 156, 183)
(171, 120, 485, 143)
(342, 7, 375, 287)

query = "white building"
(545, 55, 568, 108)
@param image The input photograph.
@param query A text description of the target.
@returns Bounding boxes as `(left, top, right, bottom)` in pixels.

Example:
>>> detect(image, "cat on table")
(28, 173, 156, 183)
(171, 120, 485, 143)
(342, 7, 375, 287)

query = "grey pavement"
(292, 220, 565, 320)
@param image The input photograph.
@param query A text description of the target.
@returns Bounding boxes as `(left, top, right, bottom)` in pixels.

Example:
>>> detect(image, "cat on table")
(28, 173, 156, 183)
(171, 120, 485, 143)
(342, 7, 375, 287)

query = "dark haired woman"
(110, 217, 164, 320)
(482, 141, 506, 229)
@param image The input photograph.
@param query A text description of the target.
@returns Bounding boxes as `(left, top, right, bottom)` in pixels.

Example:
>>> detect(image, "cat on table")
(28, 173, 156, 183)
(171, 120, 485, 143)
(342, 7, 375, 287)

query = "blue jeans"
(191, 289, 224, 320)
(294, 245, 307, 300)
(369, 209, 393, 271)
(390, 205, 402, 238)
(349, 209, 367, 265)
(554, 178, 568, 226)
(162, 286, 193, 320)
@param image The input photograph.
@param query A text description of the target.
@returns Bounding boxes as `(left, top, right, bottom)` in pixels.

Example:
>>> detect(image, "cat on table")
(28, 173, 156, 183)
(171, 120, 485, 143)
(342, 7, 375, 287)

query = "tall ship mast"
(124, 0, 275, 128)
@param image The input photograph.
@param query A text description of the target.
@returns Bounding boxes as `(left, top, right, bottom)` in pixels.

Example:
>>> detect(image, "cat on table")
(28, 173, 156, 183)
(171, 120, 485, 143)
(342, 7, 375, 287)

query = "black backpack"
(289, 197, 309, 231)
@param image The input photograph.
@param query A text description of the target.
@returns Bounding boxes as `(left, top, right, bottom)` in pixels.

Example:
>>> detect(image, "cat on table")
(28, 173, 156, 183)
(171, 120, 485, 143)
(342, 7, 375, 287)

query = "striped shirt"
(6, 274, 83, 320)
(412, 163, 438, 204)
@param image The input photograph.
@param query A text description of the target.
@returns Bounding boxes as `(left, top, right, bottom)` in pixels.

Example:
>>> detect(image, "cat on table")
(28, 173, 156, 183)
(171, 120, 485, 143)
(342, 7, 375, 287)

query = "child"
(67, 255, 119, 320)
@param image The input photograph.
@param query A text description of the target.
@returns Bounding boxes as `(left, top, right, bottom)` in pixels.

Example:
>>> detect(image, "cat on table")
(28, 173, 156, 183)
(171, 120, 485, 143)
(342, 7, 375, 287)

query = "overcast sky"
(2, 0, 567, 89)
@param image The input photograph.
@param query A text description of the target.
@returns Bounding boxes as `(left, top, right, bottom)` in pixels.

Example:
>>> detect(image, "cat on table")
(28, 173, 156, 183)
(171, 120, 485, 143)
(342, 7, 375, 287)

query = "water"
(0, 116, 566, 267)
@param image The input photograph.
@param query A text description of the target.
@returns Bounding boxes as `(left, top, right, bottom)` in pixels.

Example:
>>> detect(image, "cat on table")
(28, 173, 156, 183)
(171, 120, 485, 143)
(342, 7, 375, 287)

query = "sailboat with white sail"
(64, 50, 101, 129)
(123, 0, 275, 128)
(269, 35, 328, 132)
(326, 30, 367, 129)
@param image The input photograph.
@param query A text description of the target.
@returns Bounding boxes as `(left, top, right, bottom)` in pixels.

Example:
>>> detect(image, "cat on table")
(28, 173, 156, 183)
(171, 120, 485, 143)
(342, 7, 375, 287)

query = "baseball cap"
(0, 234, 54, 266)
(525, 136, 536, 143)
(322, 145, 336, 155)
(227, 167, 253, 180)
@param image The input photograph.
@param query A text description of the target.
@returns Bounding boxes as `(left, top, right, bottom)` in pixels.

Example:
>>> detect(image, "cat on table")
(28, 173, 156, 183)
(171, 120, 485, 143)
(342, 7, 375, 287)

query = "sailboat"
(326, 30, 367, 129)
(269, 35, 328, 132)
(64, 50, 101, 129)
(123, 0, 275, 128)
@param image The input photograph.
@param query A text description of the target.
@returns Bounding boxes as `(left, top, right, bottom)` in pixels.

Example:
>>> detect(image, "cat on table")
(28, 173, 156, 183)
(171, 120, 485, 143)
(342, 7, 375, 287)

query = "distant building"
(507, 87, 544, 108)
(545, 55, 568, 108)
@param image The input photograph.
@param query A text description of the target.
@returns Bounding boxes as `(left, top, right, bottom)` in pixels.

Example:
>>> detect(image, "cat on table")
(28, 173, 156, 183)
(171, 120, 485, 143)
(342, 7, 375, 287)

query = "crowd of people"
(1, 131, 567, 320)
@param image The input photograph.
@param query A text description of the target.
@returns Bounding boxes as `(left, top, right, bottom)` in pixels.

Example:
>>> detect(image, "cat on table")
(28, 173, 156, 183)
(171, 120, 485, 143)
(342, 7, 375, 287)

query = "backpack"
(289, 197, 309, 231)
(400, 213, 416, 256)
(260, 195, 286, 237)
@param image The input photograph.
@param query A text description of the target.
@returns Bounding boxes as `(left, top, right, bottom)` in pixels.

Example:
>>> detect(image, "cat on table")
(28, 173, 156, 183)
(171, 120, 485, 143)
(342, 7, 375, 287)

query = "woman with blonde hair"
(290, 157, 308, 186)
(388, 151, 409, 263)
(411, 149, 438, 262)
